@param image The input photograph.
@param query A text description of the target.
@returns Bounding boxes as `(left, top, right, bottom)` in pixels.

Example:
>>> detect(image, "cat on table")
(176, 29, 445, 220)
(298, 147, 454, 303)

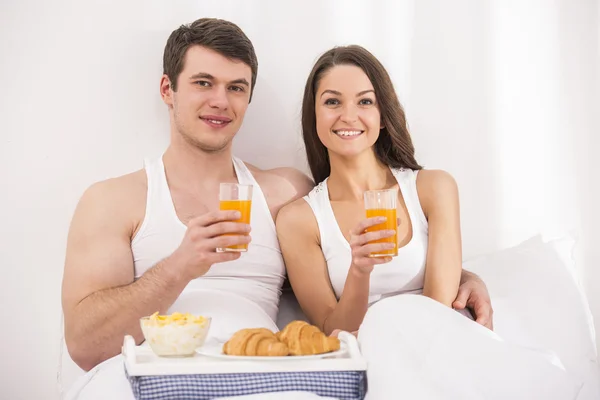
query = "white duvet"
(63, 235, 600, 400)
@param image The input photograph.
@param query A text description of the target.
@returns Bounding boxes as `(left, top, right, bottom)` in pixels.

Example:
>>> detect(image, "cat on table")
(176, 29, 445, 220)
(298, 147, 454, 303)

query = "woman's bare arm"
(276, 199, 393, 334)
(417, 170, 463, 307)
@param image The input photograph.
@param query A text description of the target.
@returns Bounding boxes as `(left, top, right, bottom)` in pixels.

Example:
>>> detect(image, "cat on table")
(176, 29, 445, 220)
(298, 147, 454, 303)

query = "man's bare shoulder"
(245, 162, 314, 214)
(74, 169, 147, 236)
(83, 169, 146, 204)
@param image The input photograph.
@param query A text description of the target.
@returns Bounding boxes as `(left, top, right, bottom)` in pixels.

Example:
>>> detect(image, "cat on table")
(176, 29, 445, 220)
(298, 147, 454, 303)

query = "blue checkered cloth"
(126, 369, 366, 399)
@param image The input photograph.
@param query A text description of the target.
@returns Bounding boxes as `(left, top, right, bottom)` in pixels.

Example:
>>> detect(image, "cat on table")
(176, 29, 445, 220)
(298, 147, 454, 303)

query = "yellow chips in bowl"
(140, 312, 211, 357)
(146, 311, 207, 326)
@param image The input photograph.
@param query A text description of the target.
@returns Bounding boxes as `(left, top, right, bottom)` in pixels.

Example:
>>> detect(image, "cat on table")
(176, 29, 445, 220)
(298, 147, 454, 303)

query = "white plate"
(166, 289, 279, 342)
(195, 341, 348, 361)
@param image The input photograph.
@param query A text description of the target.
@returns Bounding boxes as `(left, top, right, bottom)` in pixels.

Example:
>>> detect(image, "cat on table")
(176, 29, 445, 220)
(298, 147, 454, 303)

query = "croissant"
(223, 328, 289, 357)
(277, 321, 340, 356)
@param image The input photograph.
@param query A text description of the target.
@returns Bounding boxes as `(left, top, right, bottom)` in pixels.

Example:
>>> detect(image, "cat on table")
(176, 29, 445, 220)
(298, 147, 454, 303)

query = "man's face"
(162, 45, 253, 153)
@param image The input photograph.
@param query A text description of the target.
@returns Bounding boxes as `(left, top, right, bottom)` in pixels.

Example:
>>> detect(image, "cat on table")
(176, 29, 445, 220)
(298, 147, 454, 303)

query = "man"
(61, 17, 492, 398)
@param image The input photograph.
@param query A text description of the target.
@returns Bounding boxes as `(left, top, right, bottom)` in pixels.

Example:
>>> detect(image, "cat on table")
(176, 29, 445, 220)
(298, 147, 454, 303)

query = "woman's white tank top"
(303, 168, 429, 305)
(130, 156, 285, 322)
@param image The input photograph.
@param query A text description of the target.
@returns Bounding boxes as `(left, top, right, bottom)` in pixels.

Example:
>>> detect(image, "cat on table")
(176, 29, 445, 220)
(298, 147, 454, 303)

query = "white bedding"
(463, 235, 600, 399)
(60, 234, 600, 400)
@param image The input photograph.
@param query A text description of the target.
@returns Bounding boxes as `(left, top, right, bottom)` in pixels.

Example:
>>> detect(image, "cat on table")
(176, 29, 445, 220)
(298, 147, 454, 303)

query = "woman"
(276, 45, 580, 399)
(277, 44, 463, 334)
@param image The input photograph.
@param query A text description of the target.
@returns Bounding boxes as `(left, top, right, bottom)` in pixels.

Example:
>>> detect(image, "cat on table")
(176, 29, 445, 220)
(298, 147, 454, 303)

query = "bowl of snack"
(140, 312, 211, 357)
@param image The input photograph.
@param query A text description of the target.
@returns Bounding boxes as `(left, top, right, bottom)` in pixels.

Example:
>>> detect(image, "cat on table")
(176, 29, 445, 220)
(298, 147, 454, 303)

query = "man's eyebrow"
(189, 73, 249, 87)
(230, 78, 250, 87)
(189, 72, 214, 80)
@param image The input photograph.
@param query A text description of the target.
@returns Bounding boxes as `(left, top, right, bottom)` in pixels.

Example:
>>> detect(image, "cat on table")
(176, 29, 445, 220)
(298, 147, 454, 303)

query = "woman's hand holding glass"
(349, 217, 397, 275)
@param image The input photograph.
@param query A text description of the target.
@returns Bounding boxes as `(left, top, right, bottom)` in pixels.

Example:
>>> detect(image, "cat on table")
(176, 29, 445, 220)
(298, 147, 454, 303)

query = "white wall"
(0, 1, 598, 399)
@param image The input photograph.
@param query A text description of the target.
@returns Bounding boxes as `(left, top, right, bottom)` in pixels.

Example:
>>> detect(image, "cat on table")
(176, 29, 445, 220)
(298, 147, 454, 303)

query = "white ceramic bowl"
(140, 313, 211, 357)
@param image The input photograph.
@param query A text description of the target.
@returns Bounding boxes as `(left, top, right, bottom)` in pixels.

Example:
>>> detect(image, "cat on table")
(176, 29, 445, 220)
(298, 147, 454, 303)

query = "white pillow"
(463, 234, 599, 398)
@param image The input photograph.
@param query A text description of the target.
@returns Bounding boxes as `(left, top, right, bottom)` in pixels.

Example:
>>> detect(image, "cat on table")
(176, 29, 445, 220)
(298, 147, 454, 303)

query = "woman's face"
(315, 64, 382, 158)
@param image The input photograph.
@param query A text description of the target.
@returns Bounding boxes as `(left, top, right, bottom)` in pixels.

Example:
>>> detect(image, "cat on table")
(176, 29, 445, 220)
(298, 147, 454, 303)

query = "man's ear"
(159, 74, 174, 107)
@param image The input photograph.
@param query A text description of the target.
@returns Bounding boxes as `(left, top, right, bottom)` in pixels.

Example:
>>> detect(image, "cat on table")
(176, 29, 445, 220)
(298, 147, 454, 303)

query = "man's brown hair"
(163, 18, 258, 101)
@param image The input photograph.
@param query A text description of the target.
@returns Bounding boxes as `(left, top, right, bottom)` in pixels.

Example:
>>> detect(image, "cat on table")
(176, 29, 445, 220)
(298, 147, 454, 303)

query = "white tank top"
(131, 156, 285, 323)
(303, 168, 428, 305)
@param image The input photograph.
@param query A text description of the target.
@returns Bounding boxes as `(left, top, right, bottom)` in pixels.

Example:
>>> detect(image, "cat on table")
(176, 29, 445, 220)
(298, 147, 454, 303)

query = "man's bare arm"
(62, 178, 250, 370)
(61, 179, 190, 371)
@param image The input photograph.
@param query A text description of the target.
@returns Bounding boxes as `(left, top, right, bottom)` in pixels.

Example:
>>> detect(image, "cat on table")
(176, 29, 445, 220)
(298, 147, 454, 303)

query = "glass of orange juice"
(363, 188, 398, 257)
(217, 183, 253, 252)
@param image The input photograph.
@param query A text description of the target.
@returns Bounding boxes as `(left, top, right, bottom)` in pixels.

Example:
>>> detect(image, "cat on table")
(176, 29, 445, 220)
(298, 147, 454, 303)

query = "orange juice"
(219, 200, 252, 251)
(365, 208, 398, 257)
